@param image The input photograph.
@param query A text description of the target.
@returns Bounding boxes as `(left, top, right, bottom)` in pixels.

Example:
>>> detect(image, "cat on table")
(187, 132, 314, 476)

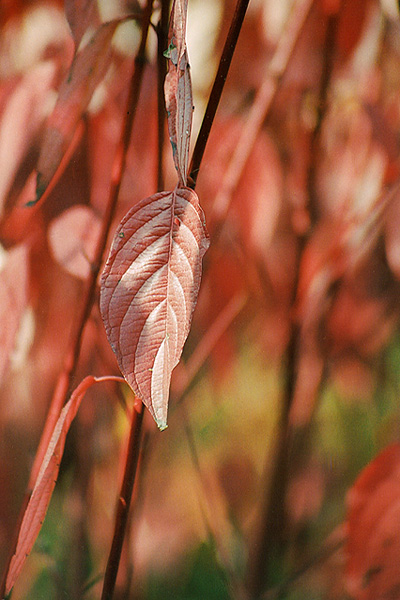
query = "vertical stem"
(188, 0, 251, 186)
(246, 330, 298, 599)
(307, 11, 339, 224)
(156, 0, 170, 192)
(101, 403, 145, 600)
(246, 7, 339, 598)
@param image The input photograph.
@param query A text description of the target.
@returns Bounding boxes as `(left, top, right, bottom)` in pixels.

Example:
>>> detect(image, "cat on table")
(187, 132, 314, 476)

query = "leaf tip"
(157, 420, 168, 432)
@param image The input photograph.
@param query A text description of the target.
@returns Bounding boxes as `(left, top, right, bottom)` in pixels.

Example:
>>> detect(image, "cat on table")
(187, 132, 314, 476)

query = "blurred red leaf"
(65, 0, 99, 46)
(5, 375, 97, 597)
(198, 117, 283, 252)
(0, 61, 56, 217)
(164, 0, 193, 185)
(100, 187, 209, 429)
(336, 0, 371, 58)
(346, 444, 400, 600)
(48, 205, 101, 279)
(34, 19, 122, 202)
(0, 244, 29, 382)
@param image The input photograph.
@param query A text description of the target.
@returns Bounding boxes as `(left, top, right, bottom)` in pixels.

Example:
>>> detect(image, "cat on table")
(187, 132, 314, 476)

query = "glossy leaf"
(164, 0, 193, 185)
(34, 19, 121, 202)
(5, 376, 97, 597)
(100, 187, 209, 429)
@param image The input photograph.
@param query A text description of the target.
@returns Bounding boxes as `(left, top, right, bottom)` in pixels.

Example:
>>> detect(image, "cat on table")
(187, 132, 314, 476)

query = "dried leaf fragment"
(164, 0, 193, 185)
(100, 187, 209, 429)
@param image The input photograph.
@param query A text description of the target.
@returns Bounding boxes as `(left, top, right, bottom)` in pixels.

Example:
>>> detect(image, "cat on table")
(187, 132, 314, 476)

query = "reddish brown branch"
(156, 0, 170, 191)
(100, 402, 145, 600)
(188, 0, 250, 186)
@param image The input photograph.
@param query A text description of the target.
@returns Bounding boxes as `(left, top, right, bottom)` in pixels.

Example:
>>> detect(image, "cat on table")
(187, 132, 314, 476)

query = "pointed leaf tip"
(100, 187, 209, 427)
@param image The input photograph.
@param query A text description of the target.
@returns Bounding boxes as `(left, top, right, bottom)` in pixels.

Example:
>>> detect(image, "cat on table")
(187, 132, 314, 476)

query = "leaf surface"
(5, 376, 97, 597)
(35, 19, 121, 202)
(100, 187, 209, 429)
(164, 0, 193, 185)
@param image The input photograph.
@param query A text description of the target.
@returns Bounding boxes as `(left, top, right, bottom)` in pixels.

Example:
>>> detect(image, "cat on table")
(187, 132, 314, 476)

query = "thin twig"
(188, 0, 251, 186)
(156, 0, 170, 191)
(98, 2, 155, 598)
(101, 403, 145, 600)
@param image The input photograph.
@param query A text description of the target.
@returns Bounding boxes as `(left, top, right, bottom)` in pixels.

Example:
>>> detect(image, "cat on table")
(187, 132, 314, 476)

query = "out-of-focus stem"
(100, 403, 145, 600)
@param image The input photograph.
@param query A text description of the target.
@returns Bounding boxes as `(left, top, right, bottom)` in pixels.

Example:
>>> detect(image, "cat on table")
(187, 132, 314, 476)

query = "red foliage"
(346, 444, 400, 600)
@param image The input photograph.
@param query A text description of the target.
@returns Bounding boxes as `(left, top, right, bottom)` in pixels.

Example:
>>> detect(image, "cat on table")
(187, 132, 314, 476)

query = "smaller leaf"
(34, 19, 122, 203)
(5, 376, 97, 597)
(164, 0, 193, 185)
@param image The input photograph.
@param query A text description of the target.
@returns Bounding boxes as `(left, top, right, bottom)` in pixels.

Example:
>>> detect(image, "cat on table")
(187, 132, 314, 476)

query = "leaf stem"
(156, 0, 170, 191)
(99, 0, 155, 597)
(188, 0, 250, 186)
(100, 402, 145, 600)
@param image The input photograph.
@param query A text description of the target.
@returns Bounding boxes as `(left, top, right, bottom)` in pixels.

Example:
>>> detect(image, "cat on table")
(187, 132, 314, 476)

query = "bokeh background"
(2, 0, 400, 598)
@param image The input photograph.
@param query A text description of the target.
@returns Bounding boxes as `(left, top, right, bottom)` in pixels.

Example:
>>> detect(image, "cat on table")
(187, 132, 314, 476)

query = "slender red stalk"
(156, 0, 170, 191)
(101, 403, 145, 600)
(99, 1, 155, 597)
(188, 0, 250, 186)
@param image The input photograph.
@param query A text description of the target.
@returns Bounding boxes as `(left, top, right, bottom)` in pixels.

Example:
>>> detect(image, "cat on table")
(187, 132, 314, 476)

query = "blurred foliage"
(2, 0, 400, 598)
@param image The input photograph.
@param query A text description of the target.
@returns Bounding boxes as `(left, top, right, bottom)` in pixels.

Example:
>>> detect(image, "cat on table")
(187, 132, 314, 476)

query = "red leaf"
(164, 0, 193, 185)
(48, 205, 101, 279)
(100, 187, 209, 429)
(35, 19, 121, 202)
(5, 375, 97, 597)
(346, 444, 400, 600)
(65, 0, 99, 46)
(0, 62, 56, 217)
(0, 244, 29, 382)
